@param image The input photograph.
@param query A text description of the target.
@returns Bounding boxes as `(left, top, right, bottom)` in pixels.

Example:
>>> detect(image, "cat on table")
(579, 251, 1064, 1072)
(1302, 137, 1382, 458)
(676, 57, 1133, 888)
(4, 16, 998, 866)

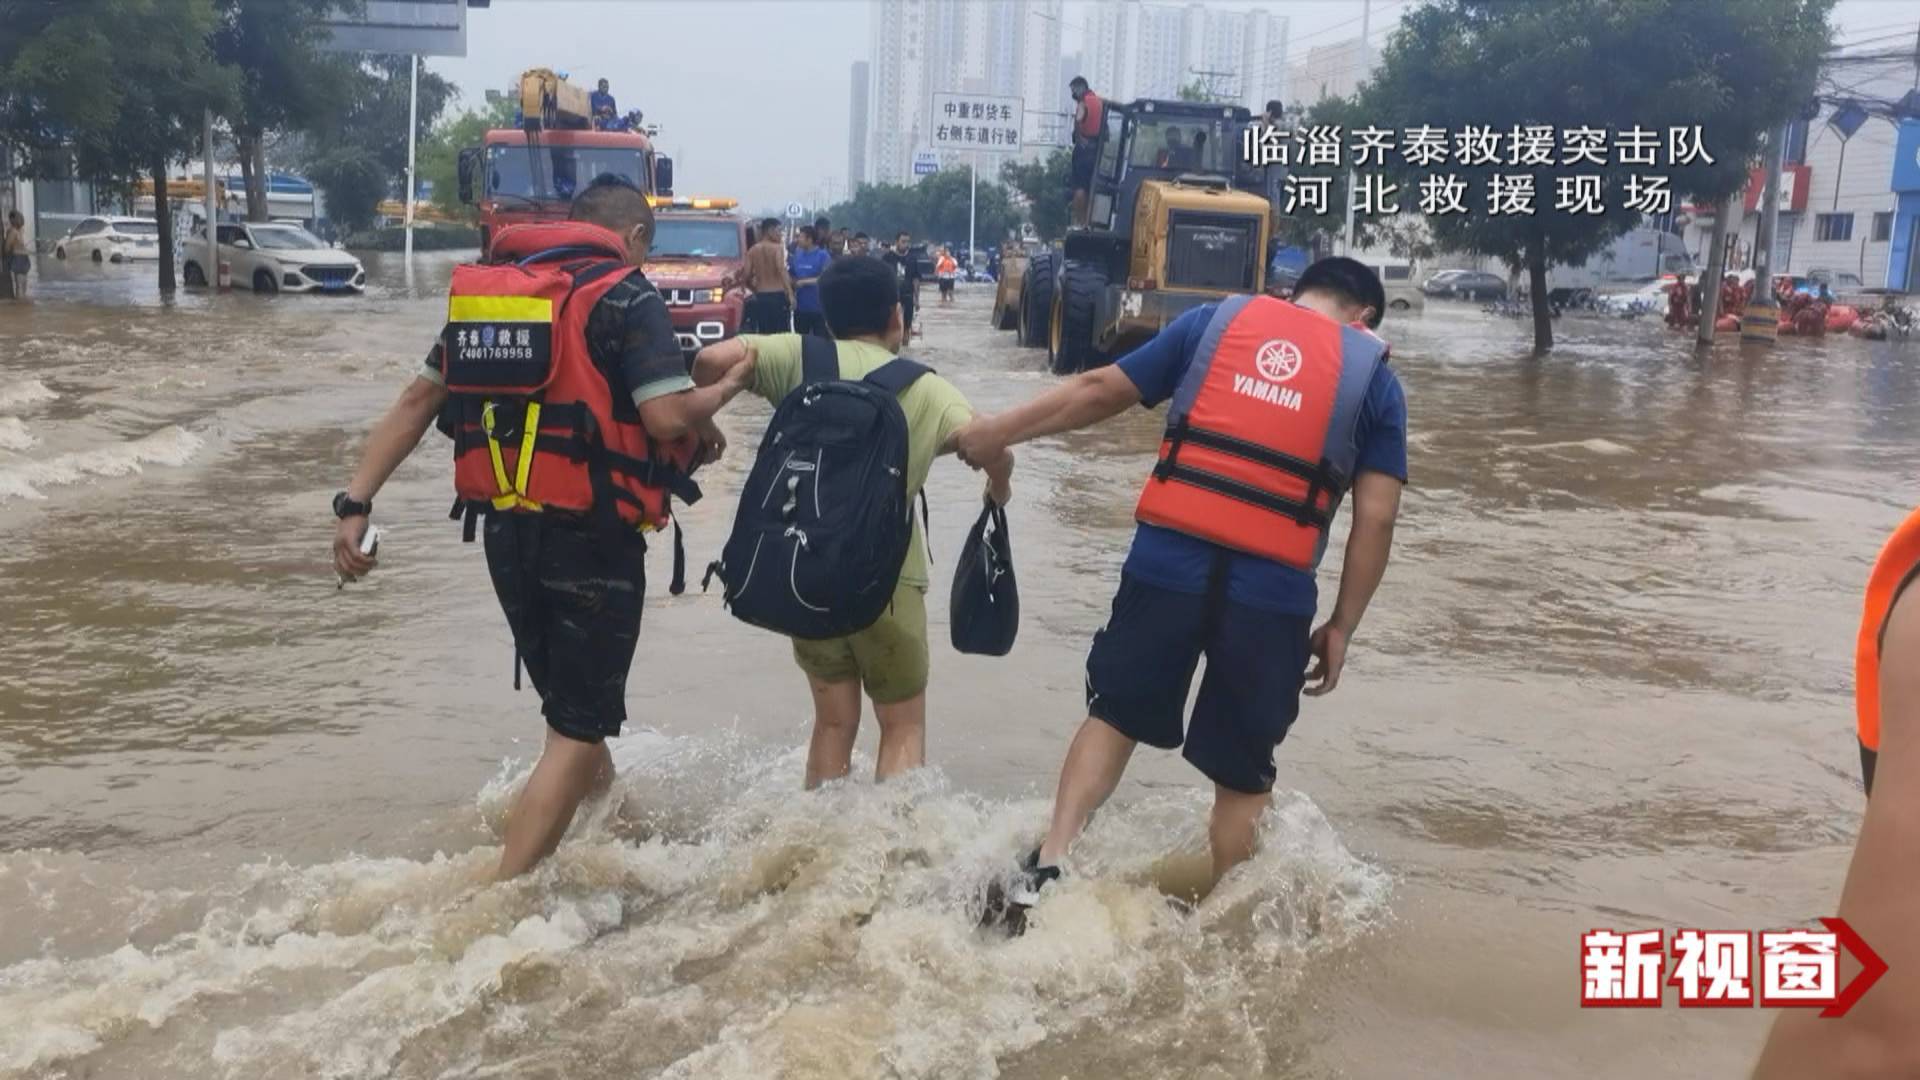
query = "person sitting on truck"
(743, 217, 794, 334)
(590, 79, 618, 128)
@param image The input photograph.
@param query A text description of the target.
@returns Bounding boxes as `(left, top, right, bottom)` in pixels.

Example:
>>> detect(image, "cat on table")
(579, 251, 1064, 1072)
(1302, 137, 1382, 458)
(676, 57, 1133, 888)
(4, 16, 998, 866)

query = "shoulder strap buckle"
(863, 357, 933, 395)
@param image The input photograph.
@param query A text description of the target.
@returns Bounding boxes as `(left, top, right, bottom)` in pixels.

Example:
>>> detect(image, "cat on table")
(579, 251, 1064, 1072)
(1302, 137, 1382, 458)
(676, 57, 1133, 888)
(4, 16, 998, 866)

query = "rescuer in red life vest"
(329, 177, 753, 880)
(958, 257, 1408, 929)
(1754, 507, 1920, 1075)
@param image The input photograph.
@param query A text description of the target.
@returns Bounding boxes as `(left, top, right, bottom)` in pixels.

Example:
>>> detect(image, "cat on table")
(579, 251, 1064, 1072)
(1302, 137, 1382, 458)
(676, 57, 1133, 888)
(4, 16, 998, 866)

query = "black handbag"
(950, 499, 1019, 656)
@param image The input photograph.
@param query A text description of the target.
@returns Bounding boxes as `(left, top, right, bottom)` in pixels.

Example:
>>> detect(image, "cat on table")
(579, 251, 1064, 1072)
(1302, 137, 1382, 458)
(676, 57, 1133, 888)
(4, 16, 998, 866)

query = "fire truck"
(645, 196, 751, 355)
(456, 68, 673, 257)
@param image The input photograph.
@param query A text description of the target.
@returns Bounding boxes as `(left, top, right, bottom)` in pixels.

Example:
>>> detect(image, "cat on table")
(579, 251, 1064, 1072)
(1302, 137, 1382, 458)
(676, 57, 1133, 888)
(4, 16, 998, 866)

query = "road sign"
(913, 149, 939, 176)
(785, 201, 805, 219)
(930, 92, 1024, 153)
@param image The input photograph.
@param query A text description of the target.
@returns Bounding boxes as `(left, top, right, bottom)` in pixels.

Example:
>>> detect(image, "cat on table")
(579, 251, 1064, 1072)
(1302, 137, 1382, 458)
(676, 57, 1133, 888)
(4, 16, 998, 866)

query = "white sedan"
(183, 222, 366, 294)
(53, 216, 162, 263)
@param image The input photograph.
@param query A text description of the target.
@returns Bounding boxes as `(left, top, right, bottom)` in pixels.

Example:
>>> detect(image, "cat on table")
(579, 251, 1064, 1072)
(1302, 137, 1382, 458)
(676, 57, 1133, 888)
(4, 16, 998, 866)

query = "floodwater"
(0, 253, 1913, 1079)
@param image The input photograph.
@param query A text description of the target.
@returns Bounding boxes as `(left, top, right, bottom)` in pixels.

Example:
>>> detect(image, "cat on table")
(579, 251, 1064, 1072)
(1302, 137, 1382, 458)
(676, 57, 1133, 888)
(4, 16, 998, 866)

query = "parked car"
(183, 222, 366, 294)
(1807, 268, 1865, 293)
(1364, 260, 1425, 312)
(53, 216, 162, 263)
(1423, 270, 1508, 301)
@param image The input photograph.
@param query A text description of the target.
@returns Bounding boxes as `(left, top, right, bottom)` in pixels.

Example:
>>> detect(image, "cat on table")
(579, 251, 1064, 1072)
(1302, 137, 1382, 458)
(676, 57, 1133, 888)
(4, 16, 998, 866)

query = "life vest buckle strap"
(1156, 461, 1332, 529)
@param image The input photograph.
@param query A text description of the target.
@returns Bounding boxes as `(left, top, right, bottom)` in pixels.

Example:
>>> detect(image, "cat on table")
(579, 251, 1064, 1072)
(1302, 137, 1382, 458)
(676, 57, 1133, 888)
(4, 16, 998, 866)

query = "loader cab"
(1083, 99, 1248, 236)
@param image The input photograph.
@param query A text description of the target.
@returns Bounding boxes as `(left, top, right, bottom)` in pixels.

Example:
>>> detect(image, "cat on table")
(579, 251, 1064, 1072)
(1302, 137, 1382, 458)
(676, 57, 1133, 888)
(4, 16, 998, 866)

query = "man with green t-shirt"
(693, 255, 1014, 787)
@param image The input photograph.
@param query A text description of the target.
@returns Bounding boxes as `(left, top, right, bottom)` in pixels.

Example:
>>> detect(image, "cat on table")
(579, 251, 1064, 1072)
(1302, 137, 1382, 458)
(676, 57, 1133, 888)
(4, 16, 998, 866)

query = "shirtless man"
(742, 217, 793, 334)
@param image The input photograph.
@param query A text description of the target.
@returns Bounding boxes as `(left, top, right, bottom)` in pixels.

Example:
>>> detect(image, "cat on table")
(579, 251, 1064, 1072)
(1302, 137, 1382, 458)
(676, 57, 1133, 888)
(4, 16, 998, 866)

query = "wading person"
(958, 257, 1407, 926)
(882, 231, 922, 340)
(789, 225, 832, 339)
(691, 255, 1012, 789)
(935, 246, 959, 306)
(330, 177, 750, 880)
(1068, 76, 1104, 228)
(1754, 506, 1920, 1076)
(743, 217, 793, 333)
(4, 210, 28, 301)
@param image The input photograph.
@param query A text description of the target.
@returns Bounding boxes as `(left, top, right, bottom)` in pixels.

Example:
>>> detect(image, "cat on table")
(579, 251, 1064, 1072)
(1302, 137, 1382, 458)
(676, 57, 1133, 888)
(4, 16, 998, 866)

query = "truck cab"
(457, 69, 673, 257)
(645, 198, 749, 355)
(1021, 98, 1272, 373)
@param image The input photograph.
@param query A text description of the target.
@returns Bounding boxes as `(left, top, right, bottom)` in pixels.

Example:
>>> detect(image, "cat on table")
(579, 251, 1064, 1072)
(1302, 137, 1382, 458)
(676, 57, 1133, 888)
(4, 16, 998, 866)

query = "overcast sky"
(427, 0, 1906, 218)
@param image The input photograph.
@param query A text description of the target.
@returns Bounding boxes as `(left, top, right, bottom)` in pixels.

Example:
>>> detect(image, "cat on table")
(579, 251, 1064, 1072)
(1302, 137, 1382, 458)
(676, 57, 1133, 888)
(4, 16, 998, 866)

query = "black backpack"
(704, 335, 930, 640)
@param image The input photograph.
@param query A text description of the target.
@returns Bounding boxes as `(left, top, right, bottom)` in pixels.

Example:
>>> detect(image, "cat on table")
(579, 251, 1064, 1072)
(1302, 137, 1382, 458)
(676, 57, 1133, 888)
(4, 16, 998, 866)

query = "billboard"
(929, 92, 1024, 153)
(320, 0, 475, 58)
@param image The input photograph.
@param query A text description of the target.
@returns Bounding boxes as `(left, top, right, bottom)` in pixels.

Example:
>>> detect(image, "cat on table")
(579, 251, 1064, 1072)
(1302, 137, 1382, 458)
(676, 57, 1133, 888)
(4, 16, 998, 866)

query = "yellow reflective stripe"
(515, 401, 542, 497)
(448, 295, 553, 323)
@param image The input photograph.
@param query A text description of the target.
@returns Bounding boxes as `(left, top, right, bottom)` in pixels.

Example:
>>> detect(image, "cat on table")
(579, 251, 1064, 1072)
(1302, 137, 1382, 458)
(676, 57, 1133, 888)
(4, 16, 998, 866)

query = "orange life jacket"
(1135, 295, 1386, 570)
(1856, 508, 1920, 776)
(1076, 91, 1104, 142)
(441, 221, 701, 544)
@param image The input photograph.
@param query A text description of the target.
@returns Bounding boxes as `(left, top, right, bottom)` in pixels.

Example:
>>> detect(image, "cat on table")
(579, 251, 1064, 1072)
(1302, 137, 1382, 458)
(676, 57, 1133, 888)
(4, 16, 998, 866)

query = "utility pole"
(203, 109, 217, 295)
(1695, 198, 1730, 345)
(1741, 123, 1786, 344)
(404, 53, 419, 276)
(968, 150, 978, 271)
(1341, 0, 1371, 255)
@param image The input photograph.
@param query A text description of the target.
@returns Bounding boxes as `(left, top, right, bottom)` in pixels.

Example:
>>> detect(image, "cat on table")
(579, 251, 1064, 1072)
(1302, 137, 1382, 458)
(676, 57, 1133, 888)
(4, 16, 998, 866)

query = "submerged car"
(183, 222, 366, 294)
(53, 216, 162, 263)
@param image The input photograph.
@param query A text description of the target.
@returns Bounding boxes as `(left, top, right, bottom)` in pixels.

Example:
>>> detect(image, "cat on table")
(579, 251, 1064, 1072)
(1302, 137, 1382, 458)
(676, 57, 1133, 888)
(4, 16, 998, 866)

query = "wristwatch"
(333, 491, 373, 519)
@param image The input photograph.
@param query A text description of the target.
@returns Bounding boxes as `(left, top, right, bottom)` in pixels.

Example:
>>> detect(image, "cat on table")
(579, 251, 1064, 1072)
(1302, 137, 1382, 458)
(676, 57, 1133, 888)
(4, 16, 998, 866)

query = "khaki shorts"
(791, 583, 929, 704)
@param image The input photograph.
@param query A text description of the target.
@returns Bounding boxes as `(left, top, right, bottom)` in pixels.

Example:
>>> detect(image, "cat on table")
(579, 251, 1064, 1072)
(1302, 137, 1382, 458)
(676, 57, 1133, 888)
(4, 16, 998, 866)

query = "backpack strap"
(862, 357, 933, 395)
(800, 333, 840, 385)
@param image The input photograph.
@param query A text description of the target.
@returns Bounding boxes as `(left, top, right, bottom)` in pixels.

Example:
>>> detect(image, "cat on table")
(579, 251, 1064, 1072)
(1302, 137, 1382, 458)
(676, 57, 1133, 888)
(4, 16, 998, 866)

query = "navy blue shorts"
(1085, 574, 1312, 794)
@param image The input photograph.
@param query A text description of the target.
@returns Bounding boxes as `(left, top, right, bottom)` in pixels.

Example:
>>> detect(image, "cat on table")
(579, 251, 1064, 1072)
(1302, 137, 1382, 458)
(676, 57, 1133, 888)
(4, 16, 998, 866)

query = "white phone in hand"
(359, 525, 381, 557)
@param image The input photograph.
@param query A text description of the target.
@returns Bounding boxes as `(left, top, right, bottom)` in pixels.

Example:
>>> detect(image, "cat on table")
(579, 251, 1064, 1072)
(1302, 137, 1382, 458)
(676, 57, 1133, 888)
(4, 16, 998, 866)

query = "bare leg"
(804, 675, 863, 789)
(1070, 189, 1089, 228)
(1208, 785, 1270, 886)
(1036, 716, 1137, 865)
(872, 691, 927, 781)
(496, 729, 614, 879)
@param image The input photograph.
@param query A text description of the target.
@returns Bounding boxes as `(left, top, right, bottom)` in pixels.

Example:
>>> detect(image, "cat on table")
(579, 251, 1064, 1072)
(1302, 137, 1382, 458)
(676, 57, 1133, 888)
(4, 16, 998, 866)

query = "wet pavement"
(0, 253, 1913, 1078)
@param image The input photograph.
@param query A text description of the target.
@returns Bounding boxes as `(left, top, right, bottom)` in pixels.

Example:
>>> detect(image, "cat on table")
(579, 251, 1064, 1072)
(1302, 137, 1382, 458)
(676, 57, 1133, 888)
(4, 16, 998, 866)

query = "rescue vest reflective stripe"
(1134, 294, 1385, 570)
(1856, 506, 1920, 755)
(442, 221, 701, 535)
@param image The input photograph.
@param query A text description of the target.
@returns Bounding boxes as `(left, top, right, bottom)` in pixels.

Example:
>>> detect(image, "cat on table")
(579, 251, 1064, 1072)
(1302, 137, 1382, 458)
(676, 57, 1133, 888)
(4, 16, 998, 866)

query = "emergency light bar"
(647, 196, 738, 210)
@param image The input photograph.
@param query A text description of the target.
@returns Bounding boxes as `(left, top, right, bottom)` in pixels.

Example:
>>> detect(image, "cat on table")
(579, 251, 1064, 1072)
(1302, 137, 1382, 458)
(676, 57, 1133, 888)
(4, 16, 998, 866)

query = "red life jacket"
(1135, 295, 1386, 571)
(1856, 506, 1920, 793)
(441, 221, 701, 541)
(1076, 91, 1104, 142)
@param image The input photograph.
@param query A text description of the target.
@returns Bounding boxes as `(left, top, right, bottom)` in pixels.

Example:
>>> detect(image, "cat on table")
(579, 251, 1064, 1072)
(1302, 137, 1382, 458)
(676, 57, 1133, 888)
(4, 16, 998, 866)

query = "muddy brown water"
(0, 253, 1913, 1078)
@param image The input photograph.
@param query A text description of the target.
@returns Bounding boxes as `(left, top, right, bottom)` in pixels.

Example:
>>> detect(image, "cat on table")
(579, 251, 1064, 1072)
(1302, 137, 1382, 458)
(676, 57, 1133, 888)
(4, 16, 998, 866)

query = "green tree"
(1177, 79, 1210, 104)
(0, 0, 234, 291)
(300, 55, 455, 236)
(1000, 149, 1071, 240)
(211, 0, 357, 221)
(913, 166, 1020, 249)
(1357, 0, 1833, 351)
(418, 97, 516, 220)
(825, 182, 930, 241)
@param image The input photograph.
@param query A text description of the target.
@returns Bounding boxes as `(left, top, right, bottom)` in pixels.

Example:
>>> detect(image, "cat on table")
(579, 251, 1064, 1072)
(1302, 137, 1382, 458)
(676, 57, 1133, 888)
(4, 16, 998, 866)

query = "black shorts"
(1070, 145, 1097, 189)
(793, 310, 831, 339)
(483, 515, 646, 744)
(1085, 574, 1312, 794)
(938, 278, 955, 297)
(743, 292, 791, 334)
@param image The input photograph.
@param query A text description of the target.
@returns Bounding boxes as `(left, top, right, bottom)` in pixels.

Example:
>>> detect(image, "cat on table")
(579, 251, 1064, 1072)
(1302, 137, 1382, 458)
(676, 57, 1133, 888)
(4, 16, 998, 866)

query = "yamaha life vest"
(1855, 506, 1920, 794)
(440, 221, 702, 560)
(1135, 295, 1386, 571)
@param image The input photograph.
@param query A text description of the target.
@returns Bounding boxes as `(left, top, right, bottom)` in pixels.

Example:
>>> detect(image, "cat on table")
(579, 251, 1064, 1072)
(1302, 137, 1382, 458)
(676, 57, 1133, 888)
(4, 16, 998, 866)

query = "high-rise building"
(848, 60, 870, 191)
(865, 0, 1064, 185)
(1083, 2, 1290, 112)
(1287, 36, 1372, 106)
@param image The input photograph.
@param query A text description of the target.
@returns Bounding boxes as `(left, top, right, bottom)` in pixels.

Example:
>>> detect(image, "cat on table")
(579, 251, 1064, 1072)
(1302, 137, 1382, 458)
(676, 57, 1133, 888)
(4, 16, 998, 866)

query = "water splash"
(0, 425, 203, 502)
(0, 733, 1388, 1079)
(0, 378, 57, 411)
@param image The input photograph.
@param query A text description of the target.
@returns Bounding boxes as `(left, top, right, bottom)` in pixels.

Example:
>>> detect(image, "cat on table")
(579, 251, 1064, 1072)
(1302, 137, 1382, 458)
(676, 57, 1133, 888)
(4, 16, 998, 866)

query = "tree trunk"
(1528, 230, 1552, 353)
(238, 131, 269, 223)
(154, 161, 176, 293)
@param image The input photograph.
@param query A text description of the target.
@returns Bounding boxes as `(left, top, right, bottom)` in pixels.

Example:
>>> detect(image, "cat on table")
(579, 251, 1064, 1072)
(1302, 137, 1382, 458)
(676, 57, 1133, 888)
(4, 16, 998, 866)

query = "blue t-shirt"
(789, 248, 831, 313)
(1114, 302, 1409, 615)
